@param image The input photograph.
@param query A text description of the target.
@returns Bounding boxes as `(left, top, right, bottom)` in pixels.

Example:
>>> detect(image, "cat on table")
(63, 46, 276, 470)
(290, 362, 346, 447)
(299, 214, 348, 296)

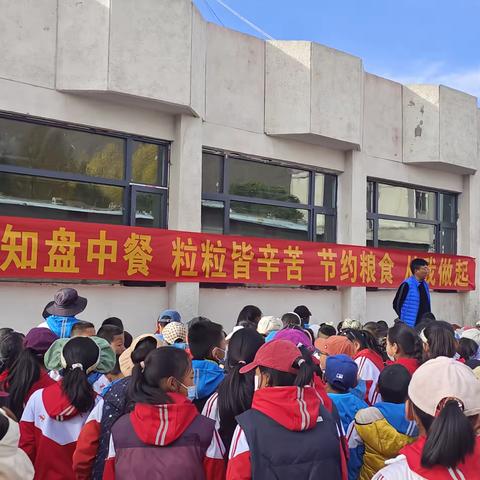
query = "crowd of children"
(0, 287, 480, 479)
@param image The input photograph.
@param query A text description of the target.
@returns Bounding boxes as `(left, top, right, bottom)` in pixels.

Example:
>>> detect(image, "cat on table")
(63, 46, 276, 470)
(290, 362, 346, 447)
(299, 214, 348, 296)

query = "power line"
(211, 0, 275, 40)
(202, 0, 225, 27)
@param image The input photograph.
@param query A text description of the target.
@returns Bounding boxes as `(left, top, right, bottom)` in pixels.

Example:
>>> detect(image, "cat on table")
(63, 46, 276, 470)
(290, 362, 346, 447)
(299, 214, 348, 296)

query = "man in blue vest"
(393, 258, 431, 328)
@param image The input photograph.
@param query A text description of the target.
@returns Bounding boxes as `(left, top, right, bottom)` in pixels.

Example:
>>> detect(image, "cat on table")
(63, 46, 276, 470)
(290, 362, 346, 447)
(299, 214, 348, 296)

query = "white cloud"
(381, 62, 480, 100)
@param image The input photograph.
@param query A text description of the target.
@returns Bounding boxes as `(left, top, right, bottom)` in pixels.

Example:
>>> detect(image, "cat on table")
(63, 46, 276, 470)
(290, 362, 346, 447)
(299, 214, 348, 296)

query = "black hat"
(45, 288, 87, 317)
(294, 305, 312, 320)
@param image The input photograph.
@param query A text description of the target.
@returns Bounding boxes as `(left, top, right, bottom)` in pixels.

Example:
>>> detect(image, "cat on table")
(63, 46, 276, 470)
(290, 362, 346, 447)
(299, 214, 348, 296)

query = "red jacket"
(354, 349, 384, 405)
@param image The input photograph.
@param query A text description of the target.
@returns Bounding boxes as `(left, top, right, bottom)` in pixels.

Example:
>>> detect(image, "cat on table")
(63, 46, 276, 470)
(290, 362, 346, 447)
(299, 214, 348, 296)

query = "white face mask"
(254, 375, 261, 391)
(178, 381, 197, 401)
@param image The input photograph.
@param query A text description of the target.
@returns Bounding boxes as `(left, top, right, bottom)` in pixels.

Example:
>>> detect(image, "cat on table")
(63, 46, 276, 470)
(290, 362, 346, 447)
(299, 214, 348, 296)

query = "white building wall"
(0, 0, 478, 334)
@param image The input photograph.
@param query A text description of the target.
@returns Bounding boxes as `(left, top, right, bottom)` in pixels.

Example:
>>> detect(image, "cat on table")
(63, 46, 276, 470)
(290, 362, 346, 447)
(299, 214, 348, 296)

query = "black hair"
(71, 321, 95, 336)
(97, 325, 124, 344)
(457, 338, 478, 362)
(337, 321, 344, 334)
(128, 347, 190, 405)
(342, 328, 385, 359)
(304, 328, 315, 344)
(378, 364, 411, 404)
(377, 320, 388, 329)
(217, 329, 264, 453)
(0, 332, 24, 375)
(124, 331, 133, 349)
(259, 352, 315, 388)
(131, 337, 157, 365)
(281, 312, 301, 327)
(412, 401, 476, 469)
(187, 316, 211, 331)
(236, 305, 262, 327)
(363, 321, 382, 339)
(102, 317, 124, 330)
(188, 321, 224, 360)
(0, 413, 9, 441)
(410, 258, 428, 274)
(423, 323, 456, 360)
(388, 323, 423, 364)
(0, 328, 13, 338)
(6, 347, 44, 419)
(319, 324, 336, 338)
(62, 337, 99, 413)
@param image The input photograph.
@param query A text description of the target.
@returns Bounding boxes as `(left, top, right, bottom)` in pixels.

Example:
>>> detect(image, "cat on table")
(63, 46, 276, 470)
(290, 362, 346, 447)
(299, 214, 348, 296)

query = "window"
(367, 180, 457, 254)
(201, 151, 337, 242)
(0, 115, 169, 227)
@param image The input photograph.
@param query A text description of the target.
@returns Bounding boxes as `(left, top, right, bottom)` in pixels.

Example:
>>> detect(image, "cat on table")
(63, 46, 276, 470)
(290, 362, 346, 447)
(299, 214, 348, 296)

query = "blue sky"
(193, 0, 480, 98)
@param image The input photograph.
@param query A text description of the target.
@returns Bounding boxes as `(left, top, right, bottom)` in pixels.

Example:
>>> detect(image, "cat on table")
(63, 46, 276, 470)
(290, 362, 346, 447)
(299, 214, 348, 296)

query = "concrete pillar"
(459, 173, 480, 324)
(337, 150, 367, 323)
(167, 114, 203, 320)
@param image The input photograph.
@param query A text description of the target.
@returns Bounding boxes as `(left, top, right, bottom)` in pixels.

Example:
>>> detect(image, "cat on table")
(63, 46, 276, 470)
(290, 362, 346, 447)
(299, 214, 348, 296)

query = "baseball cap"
(461, 328, 480, 346)
(294, 305, 312, 320)
(240, 340, 302, 375)
(325, 354, 358, 392)
(409, 356, 480, 417)
(257, 316, 283, 335)
(158, 310, 181, 324)
(162, 322, 187, 345)
(275, 328, 314, 351)
(315, 335, 356, 357)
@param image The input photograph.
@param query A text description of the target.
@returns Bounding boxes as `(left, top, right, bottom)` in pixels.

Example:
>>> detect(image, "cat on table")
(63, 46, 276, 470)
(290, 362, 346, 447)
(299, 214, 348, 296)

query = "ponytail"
(62, 367, 95, 413)
(416, 400, 476, 469)
(293, 357, 314, 387)
(6, 348, 41, 419)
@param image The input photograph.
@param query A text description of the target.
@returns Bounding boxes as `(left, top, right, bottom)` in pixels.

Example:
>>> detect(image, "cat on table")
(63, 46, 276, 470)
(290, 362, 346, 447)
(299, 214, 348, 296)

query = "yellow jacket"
(355, 406, 416, 480)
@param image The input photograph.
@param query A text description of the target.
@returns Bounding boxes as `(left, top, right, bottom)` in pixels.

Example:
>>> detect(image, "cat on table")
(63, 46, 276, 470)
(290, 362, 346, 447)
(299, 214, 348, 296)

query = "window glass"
(315, 173, 336, 208)
(440, 193, 456, 224)
(366, 219, 374, 246)
(201, 200, 224, 234)
(378, 183, 435, 220)
(0, 117, 125, 179)
(202, 153, 223, 194)
(316, 214, 336, 243)
(440, 228, 456, 254)
(229, 201, 309, 240)
(367, 182, 374, 213)
(378, 219, 435, 252)
(131, 141, 165, 186)
(228, 158, 309, 205)
(134, 191, 165, 228)
(0, 172, 124, 224)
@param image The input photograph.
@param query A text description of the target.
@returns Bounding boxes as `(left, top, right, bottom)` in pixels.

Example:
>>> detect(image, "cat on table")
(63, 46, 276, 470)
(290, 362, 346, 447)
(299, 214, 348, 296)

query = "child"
(457, 337, 478, 363)
(203, 328, 265, 479)
(342, 329, 385, 405)
(97, 325, 125, 356)
(0, 408, 34, 480)
(0, 331, 24, 385)
(373, 357, 480, 479)
(188, 321, 226, 412)
(355, 364, 417, 480)
(19, 336, 115, 480)
(227, 340, 347, 480)
(74, 334, 160, 480)
(325, 354, 368, 480)
(421, 322, 457, 361)
(386, 323, 423, 375)
(316, 335, 356, 370)
(5, 328, 58, 419)
(102, 347, 216, 479)
(155, 309, 182, 339)
(71, 321, 96, 338)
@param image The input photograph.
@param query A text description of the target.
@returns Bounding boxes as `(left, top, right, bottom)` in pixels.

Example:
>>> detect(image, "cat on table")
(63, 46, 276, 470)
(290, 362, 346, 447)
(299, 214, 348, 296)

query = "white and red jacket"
(226, 386, 348, 480)
(19, 381, 101, 480)
(373, 436, 480, 480)
(354, 349, 384, 405)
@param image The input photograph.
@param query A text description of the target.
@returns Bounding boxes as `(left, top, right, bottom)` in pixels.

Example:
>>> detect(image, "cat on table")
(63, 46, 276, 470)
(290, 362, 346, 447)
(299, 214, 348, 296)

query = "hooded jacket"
(354, 349, 384, 405)
(38, 316, 79, 338)
(355, 402, 418, 480)
(192, 359, 225, 412)
(19, 381, 100, 480)
(372, 436, 480, 480)
(103, 393, 216, 480)
(0, 410, 34, 480)
(328, 391, 368, 480)
(227, 386, 347, 480)
(387, 357, 420, 376)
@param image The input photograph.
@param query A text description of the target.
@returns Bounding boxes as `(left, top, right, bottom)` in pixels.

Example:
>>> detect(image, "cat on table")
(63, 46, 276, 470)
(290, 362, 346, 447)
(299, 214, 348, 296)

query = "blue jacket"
(400, 276, 430, 328)
(328, 391, 368, 480)
(45, 315, 78, 337)
(191, 359, 224, 402)
(375, 402, 418, 437)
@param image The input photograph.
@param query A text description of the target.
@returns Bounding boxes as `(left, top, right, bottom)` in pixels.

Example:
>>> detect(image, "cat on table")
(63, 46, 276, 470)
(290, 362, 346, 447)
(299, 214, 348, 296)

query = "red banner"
(0, 216, 474, 290)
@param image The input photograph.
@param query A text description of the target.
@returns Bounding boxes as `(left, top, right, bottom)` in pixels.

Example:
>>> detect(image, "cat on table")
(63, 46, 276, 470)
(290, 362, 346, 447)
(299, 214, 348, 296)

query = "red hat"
(239, 340, 301, 375)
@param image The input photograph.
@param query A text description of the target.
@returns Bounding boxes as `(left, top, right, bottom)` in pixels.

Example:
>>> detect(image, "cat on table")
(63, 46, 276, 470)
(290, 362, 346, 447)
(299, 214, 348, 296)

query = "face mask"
(387, 353, 395, 362)
(178, 381, 197, 401)
(214, 348, 226, 365)
(254, 375, 260, 391)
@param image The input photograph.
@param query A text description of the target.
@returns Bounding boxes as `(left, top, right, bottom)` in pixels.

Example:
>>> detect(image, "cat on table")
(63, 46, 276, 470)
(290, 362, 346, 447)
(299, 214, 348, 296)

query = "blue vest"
(400, 276, 430, 328)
